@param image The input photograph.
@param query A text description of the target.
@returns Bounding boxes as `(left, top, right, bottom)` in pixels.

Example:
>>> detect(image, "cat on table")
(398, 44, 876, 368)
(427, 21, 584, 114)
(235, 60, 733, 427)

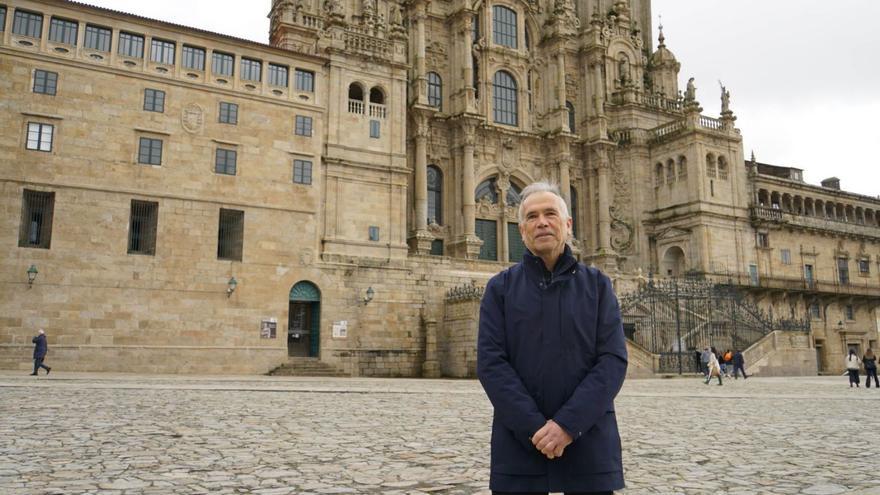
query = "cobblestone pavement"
(1, 371, 878, 495)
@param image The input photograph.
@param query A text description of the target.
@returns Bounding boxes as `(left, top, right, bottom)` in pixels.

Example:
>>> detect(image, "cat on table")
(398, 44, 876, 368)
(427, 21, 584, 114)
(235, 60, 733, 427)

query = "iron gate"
(619, 277, 809, 374)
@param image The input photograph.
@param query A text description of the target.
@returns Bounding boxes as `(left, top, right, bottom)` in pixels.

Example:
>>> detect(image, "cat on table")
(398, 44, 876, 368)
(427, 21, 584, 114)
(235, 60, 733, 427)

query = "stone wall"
(440, 293, 482, 378)
(745, 331, 817, 377)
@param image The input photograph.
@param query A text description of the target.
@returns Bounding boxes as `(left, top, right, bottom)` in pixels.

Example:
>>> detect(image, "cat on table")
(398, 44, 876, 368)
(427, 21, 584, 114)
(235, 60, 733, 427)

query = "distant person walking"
(700, 347, 712, 378)
(31, 329, 51, 376)
(705, 351, 723, 386)
(863, 349, 878, 389)
(732, 349, 748, 379)
(846, 349, 861, 388)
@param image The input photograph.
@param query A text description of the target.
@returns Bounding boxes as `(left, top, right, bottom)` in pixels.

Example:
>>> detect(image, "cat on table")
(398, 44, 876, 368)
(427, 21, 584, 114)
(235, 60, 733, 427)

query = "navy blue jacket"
(477, 247, 628, 492)
(32, 334, 47, 359)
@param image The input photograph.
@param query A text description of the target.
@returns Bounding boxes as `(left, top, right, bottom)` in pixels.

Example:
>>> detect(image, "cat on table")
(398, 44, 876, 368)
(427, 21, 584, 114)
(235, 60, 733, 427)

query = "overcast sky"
(82, 0, 880, 197)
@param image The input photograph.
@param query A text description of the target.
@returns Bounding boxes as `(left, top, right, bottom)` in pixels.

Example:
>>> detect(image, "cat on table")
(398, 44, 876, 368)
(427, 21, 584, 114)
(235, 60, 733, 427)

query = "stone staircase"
(268, 357, 348, 377)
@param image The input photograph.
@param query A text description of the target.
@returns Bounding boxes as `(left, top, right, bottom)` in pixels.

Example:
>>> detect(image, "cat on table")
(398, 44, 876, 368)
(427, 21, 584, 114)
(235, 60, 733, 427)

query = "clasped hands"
(531, 419, 573, 460)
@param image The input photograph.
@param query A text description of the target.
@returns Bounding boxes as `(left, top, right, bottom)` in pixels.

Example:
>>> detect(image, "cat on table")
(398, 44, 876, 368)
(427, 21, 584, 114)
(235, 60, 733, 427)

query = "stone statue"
(685, 77, 696, 101)
(363, 0, 375, 16)
(720, 84, 731, 113)
(324, 0, 344, 16)
(618, 57, 630, 84)
(390, 4, 402, 26)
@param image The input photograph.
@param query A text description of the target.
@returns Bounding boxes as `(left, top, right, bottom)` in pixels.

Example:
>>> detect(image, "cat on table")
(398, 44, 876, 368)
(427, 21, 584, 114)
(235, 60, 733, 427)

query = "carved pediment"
(655, 227, 690, 241)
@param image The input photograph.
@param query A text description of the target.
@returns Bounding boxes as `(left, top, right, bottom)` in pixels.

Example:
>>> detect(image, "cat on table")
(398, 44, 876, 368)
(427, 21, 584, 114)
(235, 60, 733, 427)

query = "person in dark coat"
(478, 182, 628, 495)
(31, 329, 51, 376)
(732, 349, 748, 379)
(863, 348, 877, 388)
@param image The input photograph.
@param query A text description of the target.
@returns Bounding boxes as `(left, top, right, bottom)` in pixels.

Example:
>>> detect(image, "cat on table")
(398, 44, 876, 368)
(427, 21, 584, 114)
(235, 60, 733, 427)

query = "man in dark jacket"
(732, 349, 747, 379)
(478, 182, 628, 494)
(31, 329, 51, 376)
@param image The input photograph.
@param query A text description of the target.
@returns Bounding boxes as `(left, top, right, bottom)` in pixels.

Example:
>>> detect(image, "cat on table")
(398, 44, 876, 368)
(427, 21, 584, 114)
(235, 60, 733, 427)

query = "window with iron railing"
(128, 200, 158, 255)
(19, 190, 55, 249)
(217, 209, 244, 261)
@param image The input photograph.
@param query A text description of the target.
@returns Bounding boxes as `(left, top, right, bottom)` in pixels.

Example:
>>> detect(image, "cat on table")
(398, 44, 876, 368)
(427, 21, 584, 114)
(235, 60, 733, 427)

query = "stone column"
(413, 2, 428, 104)
(559, 159, 571, 209)
(414, 116, 429, 232)
(597, 163, 612, 253)
(497, 176, 509, 262)
(422, 314, 440, 378)
(462, 14, 475, 112)
(557, 51, 568, 130)
(462, 134, 476, 238)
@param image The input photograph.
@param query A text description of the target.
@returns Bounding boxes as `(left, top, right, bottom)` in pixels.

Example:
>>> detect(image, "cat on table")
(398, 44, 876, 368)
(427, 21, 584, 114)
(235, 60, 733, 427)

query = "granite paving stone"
(0, 372, 877, 494)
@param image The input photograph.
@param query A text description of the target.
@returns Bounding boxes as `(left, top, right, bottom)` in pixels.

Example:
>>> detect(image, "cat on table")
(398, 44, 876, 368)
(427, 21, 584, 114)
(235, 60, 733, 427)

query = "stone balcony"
(750, 206, 880, 240)
(705, 271, 880, 299)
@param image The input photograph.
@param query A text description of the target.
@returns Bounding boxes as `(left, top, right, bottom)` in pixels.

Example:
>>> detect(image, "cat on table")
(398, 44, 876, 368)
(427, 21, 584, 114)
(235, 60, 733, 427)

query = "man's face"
(519, 191, 571, 260)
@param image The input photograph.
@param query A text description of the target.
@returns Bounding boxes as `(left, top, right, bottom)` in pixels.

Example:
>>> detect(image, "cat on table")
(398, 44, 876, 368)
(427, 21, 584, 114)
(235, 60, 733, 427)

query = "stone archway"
(288, 281, 321, 357)
(661, 246, 686, 277)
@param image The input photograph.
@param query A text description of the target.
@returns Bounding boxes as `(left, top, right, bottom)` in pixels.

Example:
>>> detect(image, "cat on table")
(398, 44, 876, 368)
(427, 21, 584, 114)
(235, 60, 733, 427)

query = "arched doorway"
(661, 246, 686, 277)
(289, 281, 321, 357)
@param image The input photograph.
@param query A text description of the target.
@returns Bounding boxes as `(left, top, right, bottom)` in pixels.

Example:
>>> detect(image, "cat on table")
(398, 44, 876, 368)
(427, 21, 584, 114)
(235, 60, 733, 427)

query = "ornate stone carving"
(609, 205, 634, 252)
(181, 103, 204, 134)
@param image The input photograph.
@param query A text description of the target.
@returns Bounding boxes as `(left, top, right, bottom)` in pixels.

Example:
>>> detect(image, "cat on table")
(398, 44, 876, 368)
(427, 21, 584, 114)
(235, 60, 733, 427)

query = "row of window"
(4, 7, 315, 90)
(756, 234, 873, 284)
(19, 189, 246, 260)
(807, 302, 854, 321)
(23, 120, 313, 182)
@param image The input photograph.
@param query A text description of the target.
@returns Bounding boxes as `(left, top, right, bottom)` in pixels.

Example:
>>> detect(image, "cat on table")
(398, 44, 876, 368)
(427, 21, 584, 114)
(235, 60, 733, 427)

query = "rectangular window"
(756, 232, 769, 248)
(217, 208, 244, 261)
(492, 5, 518, 49)
(49, 17, 78, 45)
(215, 148, 237, 175)
(294, 69, 314, 92)
(84, 24, 111, 52)
(780, 249, 791, 265)
(294, 115, 312, 136)
(476, 218, 498, 261)
(219, 102, 238, 124)
(838, 257, 850, 285)
(845, 304, 855, 321)
(13, 10, 42, 38)
(804, 264, 815, 289)
(368, 226, 380, 242)
(137, 137, 163, 165)
(182, 45, 206, 71)
(212, 51, 234, 77)
(240, 58, 261, 82)
(268, 63, 288, 87)
(143, 89, 165, 112)
(128, 200, 158, 255)
(859, 259, 870, 274)
(19, 190, 55, 249)
(809, 303, 820, 319)
(33, 70, 58, 95)
(26, 123, 54, 152)
(370, 120, 380, 138)
(118, 31, 144, 58)
(293, 159, 312, 185)
(749, 264, 759, 286)
(430, 239, 444, 256)
(150, 38, 175, 65)
(0, 7, 6, 33)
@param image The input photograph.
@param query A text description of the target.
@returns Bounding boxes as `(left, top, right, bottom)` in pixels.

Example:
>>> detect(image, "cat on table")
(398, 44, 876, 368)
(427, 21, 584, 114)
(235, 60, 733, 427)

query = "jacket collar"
(522, 244, 578, 282)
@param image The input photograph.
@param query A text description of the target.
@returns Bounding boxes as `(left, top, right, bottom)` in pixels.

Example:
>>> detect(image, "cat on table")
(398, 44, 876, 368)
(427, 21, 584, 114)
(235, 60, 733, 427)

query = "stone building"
(1, 0, 876, 376)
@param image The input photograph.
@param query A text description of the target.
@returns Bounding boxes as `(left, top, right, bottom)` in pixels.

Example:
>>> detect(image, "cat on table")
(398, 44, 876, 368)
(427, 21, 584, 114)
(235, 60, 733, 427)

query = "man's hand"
(531, 420, 572, 459)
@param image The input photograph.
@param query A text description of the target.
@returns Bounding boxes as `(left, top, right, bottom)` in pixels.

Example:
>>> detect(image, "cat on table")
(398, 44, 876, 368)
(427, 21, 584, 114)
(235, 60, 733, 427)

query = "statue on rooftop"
(685, 77, 696, 102)
(720, 84, 731, 113)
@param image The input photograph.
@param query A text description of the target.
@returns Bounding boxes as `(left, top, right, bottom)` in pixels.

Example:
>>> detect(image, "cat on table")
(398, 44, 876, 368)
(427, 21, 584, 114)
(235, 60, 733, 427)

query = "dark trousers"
(493, 492, 613, 495)
(32, 357, 49, 374)
(734, 364, 747, 379)
(866, 368, 879, 388)
(848, 369, 861, 386)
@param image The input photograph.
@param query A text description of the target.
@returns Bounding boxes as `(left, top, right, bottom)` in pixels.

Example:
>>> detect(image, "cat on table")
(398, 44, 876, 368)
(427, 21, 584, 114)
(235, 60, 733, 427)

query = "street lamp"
(363, 286, 375, 305)
(26, 265, 38, 288)
(226, 277, 238, 297)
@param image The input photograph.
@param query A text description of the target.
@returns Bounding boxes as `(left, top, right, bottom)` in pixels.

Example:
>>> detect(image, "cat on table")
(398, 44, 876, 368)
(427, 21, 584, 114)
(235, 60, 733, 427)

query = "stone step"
(267, 358, 348, 377)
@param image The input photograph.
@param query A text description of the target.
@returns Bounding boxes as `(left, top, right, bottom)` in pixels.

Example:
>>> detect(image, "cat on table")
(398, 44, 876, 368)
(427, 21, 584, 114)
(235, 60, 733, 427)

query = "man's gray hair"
(517, 181, 570, 224)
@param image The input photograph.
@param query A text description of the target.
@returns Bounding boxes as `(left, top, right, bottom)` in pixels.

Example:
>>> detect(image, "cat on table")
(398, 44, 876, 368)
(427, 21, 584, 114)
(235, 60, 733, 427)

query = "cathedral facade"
(1, 0, 877, 375)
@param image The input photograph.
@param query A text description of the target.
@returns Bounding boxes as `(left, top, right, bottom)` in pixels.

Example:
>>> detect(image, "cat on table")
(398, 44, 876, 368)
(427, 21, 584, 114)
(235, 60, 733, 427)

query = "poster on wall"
(332, 320, 348, 339)
(260, 318, 277, 339)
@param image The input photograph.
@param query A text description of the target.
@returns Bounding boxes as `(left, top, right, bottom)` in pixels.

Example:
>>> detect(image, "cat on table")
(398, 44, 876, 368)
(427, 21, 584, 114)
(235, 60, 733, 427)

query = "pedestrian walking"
(722, 349, 733, 377)
(846, 349, 861, 388)
(732, 349, 748, 379)
(700, 346, 712, 378)
(478, 182, 627, 494)
(863, 348, 878, 389)
(31, 329, 51, 376)
(705, 350, 723, 386)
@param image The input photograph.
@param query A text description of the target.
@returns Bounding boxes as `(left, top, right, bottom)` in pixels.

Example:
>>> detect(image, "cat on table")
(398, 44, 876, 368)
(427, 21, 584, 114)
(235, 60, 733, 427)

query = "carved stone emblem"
(181, 103, 205, 134)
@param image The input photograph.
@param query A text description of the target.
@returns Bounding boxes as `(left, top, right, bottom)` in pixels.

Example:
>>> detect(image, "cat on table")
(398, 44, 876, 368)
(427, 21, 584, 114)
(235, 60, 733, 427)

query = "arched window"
(348, 83, 364, 101)
(677, 156, 687, 180)
(369, 87, 384, 104)
(570, 186, 578, 239)
(473, 56, 480, 99)
(427, 72, 442, 109)
(476, 178, 498, 203)
(493, 71, 518, 126)
(527, 70, 533, 111)
(492, 5, 518, 49)
(655, 163, 664, 187)
(427, 165, 442, 224)
(566, 101, 576, 133)
(717, 156, 729, 180)
(706, 153, 717, 179)
(666, 159, 675, 183)
(506, 182, 522, 206)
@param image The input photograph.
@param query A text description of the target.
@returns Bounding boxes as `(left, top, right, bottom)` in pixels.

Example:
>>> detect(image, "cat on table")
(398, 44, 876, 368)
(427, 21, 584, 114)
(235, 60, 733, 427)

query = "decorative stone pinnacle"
(658, 16, 665, 47)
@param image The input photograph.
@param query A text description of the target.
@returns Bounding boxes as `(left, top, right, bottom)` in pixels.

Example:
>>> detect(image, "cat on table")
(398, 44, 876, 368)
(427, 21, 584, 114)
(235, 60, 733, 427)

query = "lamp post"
(226, 277, 238, 297)
(363, 286, 374, 305)
(26, 265, 38, 288)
